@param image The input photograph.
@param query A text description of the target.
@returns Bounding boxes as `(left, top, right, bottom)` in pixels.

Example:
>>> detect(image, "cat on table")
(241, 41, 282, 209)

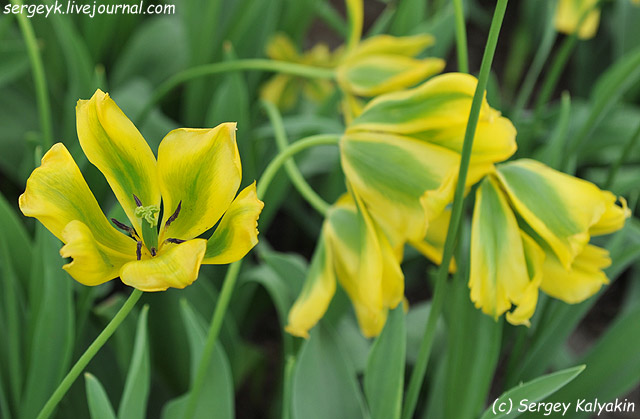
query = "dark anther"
(133, 194, 143, 207)
(165, 201, 182, 227)
(136, 241, 142, 260)
(165, 238, 186, 244)
(111, 218, 132, 233)
(150, 247, 157, 257)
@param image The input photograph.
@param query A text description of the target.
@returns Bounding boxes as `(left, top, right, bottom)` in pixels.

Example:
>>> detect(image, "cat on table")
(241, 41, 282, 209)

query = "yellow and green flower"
(469, 159, 629, 325)
(342, 72, 517, 245)
(260, 33, 339, 110)
(336, 34, 445, 98)
(20, 89, 264, 291)
(554, 0, 601, 39)
(286, 191, 403, 338)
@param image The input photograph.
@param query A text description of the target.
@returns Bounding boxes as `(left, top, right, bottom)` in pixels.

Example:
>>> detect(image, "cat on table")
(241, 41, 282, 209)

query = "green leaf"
(292, 323, 369, 419)
(0, 190, 32, 281)
(479, 365, 585, 419)
(364, 306, 406, 419)
(118, 305, 150, 419)
(20, 230, 75, 419)
(0, 41, 29, 89)
(389, 0, 426, 36)
(85, 373, 117, 419)
(111, 16, 188, 87)
(543, 303, 640, 417)
(161, 300, 234, 419)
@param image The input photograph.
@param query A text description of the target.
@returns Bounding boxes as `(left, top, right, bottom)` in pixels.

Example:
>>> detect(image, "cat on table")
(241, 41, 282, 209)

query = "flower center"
(111, 197, 186, 260)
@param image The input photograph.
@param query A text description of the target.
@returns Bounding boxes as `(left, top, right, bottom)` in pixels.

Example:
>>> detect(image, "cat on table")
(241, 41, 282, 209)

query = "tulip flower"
(469, 159, 629, 325)
(20, 90, 263, 291)
(286, 191, 403, 338)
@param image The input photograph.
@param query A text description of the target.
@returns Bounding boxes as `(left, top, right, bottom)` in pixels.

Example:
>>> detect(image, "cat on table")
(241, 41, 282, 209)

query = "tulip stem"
(184, 260, 242, 419)
(401, 1, 509, 418)
(453, 0, 469, 74)
(138, 59, 336, 124)
(11, 0, 54, 150)
(257, 134, 342, 200)
(36, 289, 143, 419)
(261, 100, 331, 216)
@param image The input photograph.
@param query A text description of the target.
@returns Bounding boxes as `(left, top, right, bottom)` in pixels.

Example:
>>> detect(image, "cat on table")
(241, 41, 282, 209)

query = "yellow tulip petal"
(203, 182, 264, 264)
(19, 143, 137, 255)
(285, 234, 336, 338)
(157, 123, 242, 241)
(410, 209, 457, 273)
(540, 243, 610, 303)
(338, 55, 445, 97)
(266, 33, 301, 62)
(469, 177, 538, 323)
(590, 194, 630, 236)
(348, 73, 517, 164)
(496, 159, 610, 269)
(554, 0, 601, 39)
(341, 131, 491, 243)
(60, 220, 136, 286)
(505, 232, 544, 326)
(120, 239, 207, 292)
(76, 89, 160, 235)
(346, 34, 435, 60)
(325, 193, 392, 337)
(260, 74, 299, 110)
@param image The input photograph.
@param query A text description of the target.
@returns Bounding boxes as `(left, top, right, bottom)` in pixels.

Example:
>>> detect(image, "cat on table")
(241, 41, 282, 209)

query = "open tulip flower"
(19, 90, 264, 292)
(470, 159, 629, 326)
(342, 72, 517, 246)
(286, 191, 403, 338)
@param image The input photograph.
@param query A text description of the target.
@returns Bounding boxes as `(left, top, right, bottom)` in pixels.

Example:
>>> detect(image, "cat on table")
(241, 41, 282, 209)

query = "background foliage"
(1, 0, 640, 418)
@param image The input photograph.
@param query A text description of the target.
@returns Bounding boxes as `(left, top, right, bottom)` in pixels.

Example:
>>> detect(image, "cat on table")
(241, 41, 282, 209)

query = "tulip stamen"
(133, 194, 143, 207)
(164, 201, 182, 228)
(110, 217, 140, 241)
(136, 241, 142, 261)
(165, 238, 186, 244)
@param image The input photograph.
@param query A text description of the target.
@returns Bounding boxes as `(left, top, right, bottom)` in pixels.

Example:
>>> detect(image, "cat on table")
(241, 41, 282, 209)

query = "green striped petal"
(348, 73, 517, 164)
(341, 131, 491, 243)
(157, 123, 242, 241)
(120, 239, 207, 292)
(203, 182, 264, 264)
(469, 176, 542, 326)
(19, 143, 137, 261)
(337, 55, 445, 97)
(324, 193, 402, 337)
(285, 233, 336, 339)
(76, 89, 160, 235)
(495, 159, 618, 270)
(346, 34, 435, 61)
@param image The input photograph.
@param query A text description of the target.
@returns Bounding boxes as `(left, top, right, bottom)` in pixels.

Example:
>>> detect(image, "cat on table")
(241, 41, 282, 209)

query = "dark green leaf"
(118, 305, 150, 419)
(85, 373, 117, 419)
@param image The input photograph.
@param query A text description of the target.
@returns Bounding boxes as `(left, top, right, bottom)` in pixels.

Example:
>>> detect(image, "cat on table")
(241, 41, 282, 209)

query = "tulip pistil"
(133, 194, 159, 257)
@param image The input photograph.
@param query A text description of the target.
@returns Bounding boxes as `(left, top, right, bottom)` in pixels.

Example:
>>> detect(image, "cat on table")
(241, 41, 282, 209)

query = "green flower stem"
(36, 289, 143, 419)
(183, 260, 242, 419)
(282, 354, 296, 419)
(261, 100, 331, 216)
(453, 0, 469, 74)
(137, 59, 336, 124)
(605, 120, 640, 189)
(184, 134, 340, 419)
(11, 0, 53, 150)
(401, 1, 509, 418)
(256, 134, 342, 199)
(345, 0, 363, 52)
